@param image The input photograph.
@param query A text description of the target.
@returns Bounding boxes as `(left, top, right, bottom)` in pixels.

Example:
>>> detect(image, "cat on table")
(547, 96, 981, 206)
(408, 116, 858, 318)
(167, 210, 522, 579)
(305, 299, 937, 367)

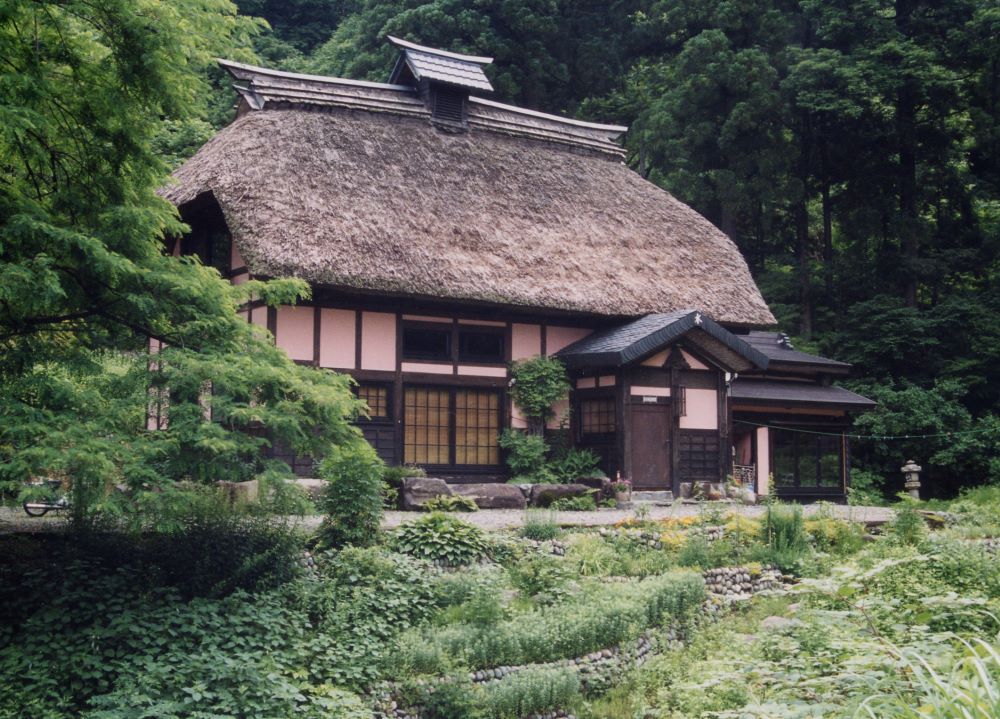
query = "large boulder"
(452, 483, 527, 510)
(574, 476, 613, 499)
(400, 476, 452, 511)
(218, 479, 259, 505)
(529, 483, 593, 508)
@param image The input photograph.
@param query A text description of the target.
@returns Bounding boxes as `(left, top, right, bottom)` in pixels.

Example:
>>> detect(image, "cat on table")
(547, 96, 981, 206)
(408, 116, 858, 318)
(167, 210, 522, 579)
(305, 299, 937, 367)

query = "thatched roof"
(163, 61, 776, 326)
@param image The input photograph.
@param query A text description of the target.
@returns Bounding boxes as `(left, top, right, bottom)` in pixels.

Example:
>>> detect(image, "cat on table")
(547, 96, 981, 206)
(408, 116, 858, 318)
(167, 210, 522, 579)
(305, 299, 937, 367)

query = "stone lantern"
(901, 460, 922, 500)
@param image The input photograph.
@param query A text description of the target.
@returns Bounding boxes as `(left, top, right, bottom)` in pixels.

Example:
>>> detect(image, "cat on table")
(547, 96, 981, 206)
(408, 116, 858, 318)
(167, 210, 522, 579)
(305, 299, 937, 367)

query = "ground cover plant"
(5, 495, 1000, 719)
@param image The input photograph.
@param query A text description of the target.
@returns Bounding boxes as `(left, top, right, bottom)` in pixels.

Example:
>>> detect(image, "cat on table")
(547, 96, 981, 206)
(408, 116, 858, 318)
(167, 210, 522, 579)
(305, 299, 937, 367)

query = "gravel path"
(1, 503, 895, 536)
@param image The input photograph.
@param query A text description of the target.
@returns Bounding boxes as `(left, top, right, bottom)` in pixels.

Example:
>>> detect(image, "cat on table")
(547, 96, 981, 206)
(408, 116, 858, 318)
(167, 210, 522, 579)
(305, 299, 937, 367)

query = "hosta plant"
(394, 512, 489, 565)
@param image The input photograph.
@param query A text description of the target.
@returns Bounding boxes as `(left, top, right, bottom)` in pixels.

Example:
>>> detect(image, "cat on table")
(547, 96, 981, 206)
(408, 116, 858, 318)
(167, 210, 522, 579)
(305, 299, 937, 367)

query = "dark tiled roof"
(388, 36, 494, 92)
(743, 331, 851, 369)
(556, 311, 770, 370)
(731, 380, 875, 408)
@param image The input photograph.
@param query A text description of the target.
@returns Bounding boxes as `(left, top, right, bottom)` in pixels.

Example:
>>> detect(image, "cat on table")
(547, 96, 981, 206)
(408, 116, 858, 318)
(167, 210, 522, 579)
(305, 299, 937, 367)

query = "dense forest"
(1, 0, 997, 502)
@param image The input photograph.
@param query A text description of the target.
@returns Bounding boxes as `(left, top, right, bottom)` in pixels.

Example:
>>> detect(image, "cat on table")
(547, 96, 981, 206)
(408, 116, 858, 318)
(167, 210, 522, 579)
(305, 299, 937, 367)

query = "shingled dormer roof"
(387, 36, 494, 92)
(162, 45, 777, 326)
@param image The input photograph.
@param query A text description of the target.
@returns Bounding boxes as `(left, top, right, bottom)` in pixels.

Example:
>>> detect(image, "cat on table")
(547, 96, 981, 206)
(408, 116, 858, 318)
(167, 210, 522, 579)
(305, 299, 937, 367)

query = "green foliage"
(858, 638, 1000, 719)
(418, 572, 705, 669)
(394, 512, 489, 565)
(425, 494, 480, 512)
(0, 0, 366, 515)
(520, 509, 562, 541)
(888, 500, 929, 547)
(499, 428, 556, 483)
(758, 503, 810, 572)
(507, 554, 572, 603)
(550, 492, 598, 511)
(316, 443, 385, 549)
(507, 356, 571, 431)
(548, 447, 605, 482)
(482, 666, 581, 719)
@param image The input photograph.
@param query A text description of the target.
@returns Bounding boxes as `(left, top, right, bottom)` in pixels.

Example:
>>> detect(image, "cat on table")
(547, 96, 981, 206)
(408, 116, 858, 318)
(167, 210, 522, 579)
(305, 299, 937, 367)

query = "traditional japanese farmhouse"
(163, 37, 874, 501)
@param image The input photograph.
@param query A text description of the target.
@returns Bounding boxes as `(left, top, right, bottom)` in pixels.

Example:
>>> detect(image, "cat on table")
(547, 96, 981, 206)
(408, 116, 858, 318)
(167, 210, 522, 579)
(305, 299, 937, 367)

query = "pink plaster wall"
(547, 399, 570, 430)
(249, 306, 267, 329)
(757, 427, 770, 495)
(401, 361, 453, 375)
(275, 306, 314, 362)
(546, 326, 591, 355)
(457, 365, 507, 377)
(681, 350, 710, 371)
(641, 350, 668, 367)
(679, 388, 718, 430)
(577, 377, 597, 389)
(361, 312, 396, 371)
(512, 323, 542, 360)
(230, 243, 246, 271)
(319, 308, 355, 369)
(598, 375, 616, 387)
(629, 385, 670, 397)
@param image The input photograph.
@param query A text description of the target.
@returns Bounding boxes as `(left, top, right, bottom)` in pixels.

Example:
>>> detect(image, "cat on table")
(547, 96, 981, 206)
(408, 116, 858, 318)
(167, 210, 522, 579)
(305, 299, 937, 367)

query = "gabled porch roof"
(555, 311, 770, 372)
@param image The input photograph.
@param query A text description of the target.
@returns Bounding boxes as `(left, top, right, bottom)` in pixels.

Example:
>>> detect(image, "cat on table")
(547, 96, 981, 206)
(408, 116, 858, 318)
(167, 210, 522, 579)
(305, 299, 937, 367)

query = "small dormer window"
(386, 36, 493, 131)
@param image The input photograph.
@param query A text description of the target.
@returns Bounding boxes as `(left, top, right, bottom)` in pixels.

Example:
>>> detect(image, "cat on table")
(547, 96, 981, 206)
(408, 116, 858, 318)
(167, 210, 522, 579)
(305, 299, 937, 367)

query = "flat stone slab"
(451, 483, 526, 510)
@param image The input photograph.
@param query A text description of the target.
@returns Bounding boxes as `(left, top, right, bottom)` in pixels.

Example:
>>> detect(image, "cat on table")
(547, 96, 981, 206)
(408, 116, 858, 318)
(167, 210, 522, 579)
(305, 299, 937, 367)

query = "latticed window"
(403, 387, 501, 466)
(357, 384, 389, 419)
(404, 387, 450, 464)
(678, 431, 720, 482)
(455, 390, 499, 465)
(580, 398, 616, 435)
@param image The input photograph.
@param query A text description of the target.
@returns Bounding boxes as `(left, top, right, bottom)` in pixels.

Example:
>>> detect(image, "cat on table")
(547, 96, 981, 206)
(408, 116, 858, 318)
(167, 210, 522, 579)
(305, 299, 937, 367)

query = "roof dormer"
(387, 36, 493, 130)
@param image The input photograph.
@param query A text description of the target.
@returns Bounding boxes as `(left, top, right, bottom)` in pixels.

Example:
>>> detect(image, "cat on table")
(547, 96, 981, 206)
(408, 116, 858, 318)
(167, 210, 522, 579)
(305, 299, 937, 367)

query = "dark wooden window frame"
(356, 382, 393, 423)
(402, 383, 505, 472)
(769, 426, 846, 494)
(400, 321, 507, 367)
(576, 392, 618, 440)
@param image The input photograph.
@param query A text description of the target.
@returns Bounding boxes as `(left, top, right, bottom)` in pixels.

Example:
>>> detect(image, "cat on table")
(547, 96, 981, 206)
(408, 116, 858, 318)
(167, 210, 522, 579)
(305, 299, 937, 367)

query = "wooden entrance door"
(628, 403, 671, 490)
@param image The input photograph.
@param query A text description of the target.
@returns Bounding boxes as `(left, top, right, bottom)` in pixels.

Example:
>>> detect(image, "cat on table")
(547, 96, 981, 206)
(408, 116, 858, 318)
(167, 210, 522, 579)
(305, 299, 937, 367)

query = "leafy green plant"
(757, 502, 810, 572)
(499, 429, 556, 483)
(420, 572, 705, 669)
(857, 638, 1000, 719)
(508, 554, 572, 602)
(521, 509, 561, 540)
(394, 512, 489, 565)
(508, 356, 571, 434)
(549, 447, 605, 482)
(550, 491, 597, 511)
(425, 494, 480, 512)
(483, 666, 581, 719)
(316, 443, 384, 548)
(889, 497, 929, 546)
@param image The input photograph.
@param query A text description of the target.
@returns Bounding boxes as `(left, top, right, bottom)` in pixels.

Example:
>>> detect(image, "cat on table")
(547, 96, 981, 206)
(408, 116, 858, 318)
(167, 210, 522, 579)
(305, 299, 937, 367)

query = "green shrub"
(508, 554, 572, 602)
(316, 444, 384, 548)
(550, 491, 598, 511)
(499, 429, 556, 483)
(482, 666, 581, 719)
(757, 503, 810, 572)
(549, 447, 604, 482)
(520, 509, 561, 540)
(394, 512, 489, 565)
(419, 675, 486, 719)
(424, 572, 704, 669)
(508, 356, 571, 432)
(888, 499, 928, 546)
(805, 516, 865, 555)
(66, 493, 305, 599)
(424, 494, 479, 512)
